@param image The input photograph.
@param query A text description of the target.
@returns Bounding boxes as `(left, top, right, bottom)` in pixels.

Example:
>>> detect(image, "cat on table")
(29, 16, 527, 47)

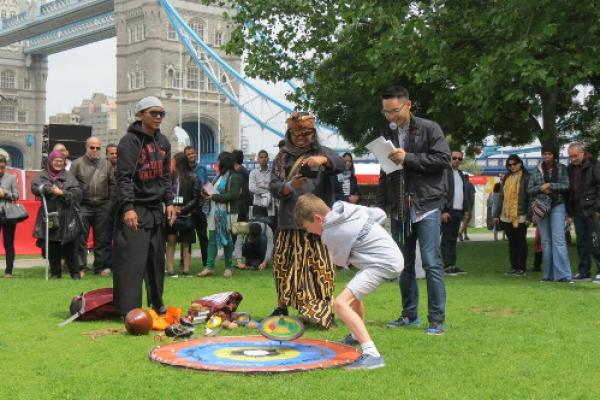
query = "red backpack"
(59, 288, 117, 327)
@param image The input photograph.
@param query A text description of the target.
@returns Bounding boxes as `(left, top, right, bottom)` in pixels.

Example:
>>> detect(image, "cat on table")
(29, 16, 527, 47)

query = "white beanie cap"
(135, 96, 164, 114)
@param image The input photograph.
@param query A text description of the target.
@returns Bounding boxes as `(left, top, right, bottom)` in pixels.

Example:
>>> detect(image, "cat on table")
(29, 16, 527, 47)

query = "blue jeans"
(573, 210, 600, 276)
(391, 210, 446, 324)
(538, 203, 572, 280)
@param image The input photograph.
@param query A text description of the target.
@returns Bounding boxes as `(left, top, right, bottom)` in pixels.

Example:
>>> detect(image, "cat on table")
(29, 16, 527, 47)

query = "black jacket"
(442, 167, 472, 214)
(270, 146, 344, 230)
(172, 171, 200, 216)
(377, 115, 450, 216)
(567, 157, 600, 216)
(31, 170, 82, 242)
(116, 121, 173, 214)
(492, 171, 531, 220)
(331, 171, 360, 202)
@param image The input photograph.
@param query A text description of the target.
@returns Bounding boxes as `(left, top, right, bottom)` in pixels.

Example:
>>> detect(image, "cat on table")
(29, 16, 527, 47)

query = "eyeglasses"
(452, 157, 463, 161)
(381, 103, 407, 116)
(88, 146, 101, 150)
(147, 110, 166, 118)
(291, 129, 315, 137)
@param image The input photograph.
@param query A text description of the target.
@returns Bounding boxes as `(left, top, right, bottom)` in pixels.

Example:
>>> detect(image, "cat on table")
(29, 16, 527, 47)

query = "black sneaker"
(167, 271, 178, 278)
(513, 270, 525, 276)
(269, 306, 288, 317)
(573, 273, 591, 281)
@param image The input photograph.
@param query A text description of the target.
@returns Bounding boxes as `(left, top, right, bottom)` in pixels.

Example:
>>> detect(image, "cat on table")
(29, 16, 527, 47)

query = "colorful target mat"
(149, 336, 361, 373)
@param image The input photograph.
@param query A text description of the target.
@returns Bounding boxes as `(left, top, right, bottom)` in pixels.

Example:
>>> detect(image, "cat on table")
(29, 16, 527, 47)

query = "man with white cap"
(113, 96, 176, 316)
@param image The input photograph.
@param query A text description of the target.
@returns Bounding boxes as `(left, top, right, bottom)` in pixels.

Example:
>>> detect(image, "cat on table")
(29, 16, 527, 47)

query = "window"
(167, 23, 177, 40)
(198, 70, 207, 91)
(187, 65, 198, 89)
(171, 69, 182, 88)
(214, 31, 223, 47)
(0, 104, 15, 121)
(189, 18, 205, 39)
(23, 74, 31, 90)
(0, 70, 15, 89)
(18, 111, 26, 123)
(129, 69, 145, 90)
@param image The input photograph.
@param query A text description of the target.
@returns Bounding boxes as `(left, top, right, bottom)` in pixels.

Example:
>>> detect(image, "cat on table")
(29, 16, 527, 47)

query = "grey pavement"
(11, 249, 205, 270)
(11, 229, 537, 270)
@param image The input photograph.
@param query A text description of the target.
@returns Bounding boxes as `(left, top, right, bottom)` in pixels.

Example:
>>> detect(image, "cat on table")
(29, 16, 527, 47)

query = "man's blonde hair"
(293, 193, 330, 227)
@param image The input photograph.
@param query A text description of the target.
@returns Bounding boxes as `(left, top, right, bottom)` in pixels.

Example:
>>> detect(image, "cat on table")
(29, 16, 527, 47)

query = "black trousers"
(193, 211, 208, 267)
(441, 210, 463, 267)
(502, 221, 528, 272)
(112, 208, 165, 316)
(0, 223, 16, 274)
(78, 202, 111, 272)
(48, 240, 78, 277)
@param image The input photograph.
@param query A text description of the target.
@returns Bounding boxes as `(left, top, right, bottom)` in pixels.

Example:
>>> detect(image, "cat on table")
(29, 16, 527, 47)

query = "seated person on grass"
(234, 221, 274, 270)
(293, 193, 404, 370)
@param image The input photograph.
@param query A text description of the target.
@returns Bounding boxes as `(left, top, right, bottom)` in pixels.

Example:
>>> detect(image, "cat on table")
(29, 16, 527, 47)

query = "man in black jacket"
(567, 143, 600, 282)
(113, 96, 176, 317)
(441, 151, 472, 275)
(376, 85, 450, 335)
(70, 136, 115, 276)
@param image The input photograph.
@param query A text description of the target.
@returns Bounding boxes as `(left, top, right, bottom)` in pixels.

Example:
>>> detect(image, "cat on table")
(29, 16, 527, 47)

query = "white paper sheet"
(366, 136, 403, 174)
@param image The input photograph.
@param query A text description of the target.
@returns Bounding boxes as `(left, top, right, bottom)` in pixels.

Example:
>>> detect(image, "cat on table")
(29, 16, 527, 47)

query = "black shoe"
(154, 305, 167, 315)
(573, 273, 591, 281)
(165, 324, 195, 338)
(513, 270, 525, 276)
(269, 306, 288, 317)
(557, 277, 574, 284)
(71, 273, 81, 280)
(504, 269, 518, 276)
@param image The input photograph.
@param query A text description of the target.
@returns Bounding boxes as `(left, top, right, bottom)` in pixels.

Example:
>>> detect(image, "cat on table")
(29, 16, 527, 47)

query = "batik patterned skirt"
(272, 229, 335, 329)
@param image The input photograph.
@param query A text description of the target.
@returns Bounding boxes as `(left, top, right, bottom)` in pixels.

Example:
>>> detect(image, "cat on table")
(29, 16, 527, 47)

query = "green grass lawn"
(1, 240, 599, 400)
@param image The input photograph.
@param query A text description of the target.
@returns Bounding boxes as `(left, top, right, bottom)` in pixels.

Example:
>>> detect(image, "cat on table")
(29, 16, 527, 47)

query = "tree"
(209, 0, 600, 150)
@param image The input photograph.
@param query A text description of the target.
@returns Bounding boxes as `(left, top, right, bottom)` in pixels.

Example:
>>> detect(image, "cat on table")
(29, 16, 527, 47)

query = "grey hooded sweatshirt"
(322, 201, 403, 275)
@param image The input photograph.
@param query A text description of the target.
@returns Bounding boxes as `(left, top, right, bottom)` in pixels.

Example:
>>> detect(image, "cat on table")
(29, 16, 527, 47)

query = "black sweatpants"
(112, 207, 165, 316)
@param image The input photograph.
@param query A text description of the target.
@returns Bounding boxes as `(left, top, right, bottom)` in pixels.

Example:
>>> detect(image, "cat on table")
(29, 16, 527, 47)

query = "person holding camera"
(268, 112, 344, 329)
(31, 150, 83, 279)
(165, 153, 200, 277)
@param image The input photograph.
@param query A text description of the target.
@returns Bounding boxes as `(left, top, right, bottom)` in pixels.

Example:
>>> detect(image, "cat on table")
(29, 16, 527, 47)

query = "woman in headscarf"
(197, 151, 241, 278)
(527, 143, 572, 282)
(269, 112, 344, 329)
(493, 154, 531, 276)
(31, 150, 82, 279)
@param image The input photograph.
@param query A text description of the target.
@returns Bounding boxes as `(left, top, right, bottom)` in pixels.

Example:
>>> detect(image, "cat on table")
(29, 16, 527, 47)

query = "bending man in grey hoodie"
(294, 193, 403, 370)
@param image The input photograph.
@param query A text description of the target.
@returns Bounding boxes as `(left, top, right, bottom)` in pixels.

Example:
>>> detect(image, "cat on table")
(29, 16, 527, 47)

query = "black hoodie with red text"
(116, 121, 173, 213)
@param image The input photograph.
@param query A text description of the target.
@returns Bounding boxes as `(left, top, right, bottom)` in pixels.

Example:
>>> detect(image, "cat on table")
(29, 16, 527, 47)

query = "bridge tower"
(114, 0, 240, 162)
(0, 0, 46, 169)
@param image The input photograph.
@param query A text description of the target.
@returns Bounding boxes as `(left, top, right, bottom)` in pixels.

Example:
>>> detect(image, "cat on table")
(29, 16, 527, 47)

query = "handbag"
(173, 215, 194, 231)
(0, 202, 29, 223)
(531, 196, 552, 220)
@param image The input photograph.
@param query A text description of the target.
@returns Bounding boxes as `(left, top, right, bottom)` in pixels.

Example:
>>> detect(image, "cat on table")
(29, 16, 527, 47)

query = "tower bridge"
(0, 0, 241, 169)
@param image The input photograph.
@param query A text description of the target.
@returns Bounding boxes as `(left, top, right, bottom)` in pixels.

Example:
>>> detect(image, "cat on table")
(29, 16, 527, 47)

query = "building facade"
(115, 0, 240, 163)
(0, 0, 47, 169)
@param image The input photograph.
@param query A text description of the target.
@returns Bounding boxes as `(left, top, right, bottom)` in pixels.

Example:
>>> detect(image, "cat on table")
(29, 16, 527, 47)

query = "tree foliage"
(209, 0, 600, 150)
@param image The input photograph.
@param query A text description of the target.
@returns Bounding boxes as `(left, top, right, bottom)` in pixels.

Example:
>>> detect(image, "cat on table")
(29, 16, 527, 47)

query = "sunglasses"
(452, 157, 463, 161)
(88, 146, 101, 150)
(291, 129, 315, 137)
(147, 110, 166, 118)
